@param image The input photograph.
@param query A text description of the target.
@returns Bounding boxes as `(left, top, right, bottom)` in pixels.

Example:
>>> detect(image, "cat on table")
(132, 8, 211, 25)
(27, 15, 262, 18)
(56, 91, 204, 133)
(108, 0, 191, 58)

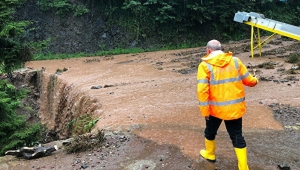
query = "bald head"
(207, 39, 222, 51)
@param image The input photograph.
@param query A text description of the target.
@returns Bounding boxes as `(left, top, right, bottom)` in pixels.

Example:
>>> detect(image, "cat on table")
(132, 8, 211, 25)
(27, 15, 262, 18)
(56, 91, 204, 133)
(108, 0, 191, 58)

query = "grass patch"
(286, 53, 299, 63)
(34, 48, 146, 61)
(33, 42, 204, 61)
(66, 114, 99, 136)
(257, 62, 275, 69)
(286, 69, 298, 74)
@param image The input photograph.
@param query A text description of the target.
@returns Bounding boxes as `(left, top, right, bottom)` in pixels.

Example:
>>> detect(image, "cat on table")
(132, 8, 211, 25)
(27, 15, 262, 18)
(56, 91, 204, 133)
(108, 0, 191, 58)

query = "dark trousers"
(204, 116, 246, 148)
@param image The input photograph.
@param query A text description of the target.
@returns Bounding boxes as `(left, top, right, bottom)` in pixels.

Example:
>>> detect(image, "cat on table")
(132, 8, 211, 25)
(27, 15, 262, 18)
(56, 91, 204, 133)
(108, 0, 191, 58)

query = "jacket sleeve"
(197, 62, 210, 117)
(237, 58, 258, 87)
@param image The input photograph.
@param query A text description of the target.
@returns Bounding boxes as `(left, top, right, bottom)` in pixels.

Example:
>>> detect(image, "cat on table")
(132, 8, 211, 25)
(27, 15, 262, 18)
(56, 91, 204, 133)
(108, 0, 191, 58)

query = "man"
(197, 40, 258, 170)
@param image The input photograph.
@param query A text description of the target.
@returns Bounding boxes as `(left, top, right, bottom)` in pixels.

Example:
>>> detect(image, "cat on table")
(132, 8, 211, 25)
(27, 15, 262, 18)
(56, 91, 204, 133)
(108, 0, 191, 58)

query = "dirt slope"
(1, 37, 300, 170)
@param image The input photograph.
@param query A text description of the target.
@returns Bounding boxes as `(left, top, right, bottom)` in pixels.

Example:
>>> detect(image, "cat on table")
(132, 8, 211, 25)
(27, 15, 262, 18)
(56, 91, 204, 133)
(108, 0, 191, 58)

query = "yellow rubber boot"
(200, 138, 216, 162)
(234, 147, 249, 170)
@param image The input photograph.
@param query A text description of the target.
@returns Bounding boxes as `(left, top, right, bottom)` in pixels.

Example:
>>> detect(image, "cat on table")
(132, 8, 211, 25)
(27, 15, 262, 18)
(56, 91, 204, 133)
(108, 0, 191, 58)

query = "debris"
(278, 164, 291, 170)
(64, 130, 105, 153)
(5, 145, 58, 159)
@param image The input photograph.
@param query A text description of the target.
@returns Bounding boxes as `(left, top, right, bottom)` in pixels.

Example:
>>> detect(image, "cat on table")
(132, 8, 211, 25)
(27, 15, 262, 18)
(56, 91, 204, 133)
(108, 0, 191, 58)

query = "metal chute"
(234, 11, 300, 58)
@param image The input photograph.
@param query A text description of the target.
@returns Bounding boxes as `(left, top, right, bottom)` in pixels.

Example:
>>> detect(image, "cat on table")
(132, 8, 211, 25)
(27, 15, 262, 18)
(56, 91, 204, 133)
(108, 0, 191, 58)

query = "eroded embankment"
(11, 69, 102, 140)
(39, 72, 101, 139)
(9, 69, 43, 124)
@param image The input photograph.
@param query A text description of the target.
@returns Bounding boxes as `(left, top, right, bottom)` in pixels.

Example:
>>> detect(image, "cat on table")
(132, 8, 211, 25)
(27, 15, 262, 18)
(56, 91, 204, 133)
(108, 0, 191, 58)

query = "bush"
(286, 53, 299, 63)
(0, 80, 41, 155)
(66, 113, 99, 136)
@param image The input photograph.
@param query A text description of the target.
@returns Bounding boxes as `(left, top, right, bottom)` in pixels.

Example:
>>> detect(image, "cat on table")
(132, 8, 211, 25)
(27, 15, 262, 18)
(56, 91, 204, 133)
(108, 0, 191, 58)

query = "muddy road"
(1, 37, 300, 170)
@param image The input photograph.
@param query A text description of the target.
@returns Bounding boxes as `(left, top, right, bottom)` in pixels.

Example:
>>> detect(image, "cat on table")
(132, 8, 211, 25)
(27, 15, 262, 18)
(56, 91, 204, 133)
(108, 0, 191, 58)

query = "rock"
(91, 85, 102, 89)
(277, 164, 290, 170)
(81, 163, 88, 169)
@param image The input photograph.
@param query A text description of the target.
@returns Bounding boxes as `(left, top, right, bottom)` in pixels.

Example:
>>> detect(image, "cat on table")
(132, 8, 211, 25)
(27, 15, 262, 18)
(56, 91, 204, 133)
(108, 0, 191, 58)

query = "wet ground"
(1, 37, 300, 169)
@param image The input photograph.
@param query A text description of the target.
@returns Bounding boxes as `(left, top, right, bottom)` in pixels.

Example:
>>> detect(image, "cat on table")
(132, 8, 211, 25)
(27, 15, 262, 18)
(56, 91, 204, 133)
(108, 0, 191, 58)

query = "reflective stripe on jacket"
(197, 51, 258, 120)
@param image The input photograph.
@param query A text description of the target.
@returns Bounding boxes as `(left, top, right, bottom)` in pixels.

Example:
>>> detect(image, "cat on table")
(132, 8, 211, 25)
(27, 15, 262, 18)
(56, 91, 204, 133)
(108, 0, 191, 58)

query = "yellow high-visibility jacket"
(197, 51, 258, 120)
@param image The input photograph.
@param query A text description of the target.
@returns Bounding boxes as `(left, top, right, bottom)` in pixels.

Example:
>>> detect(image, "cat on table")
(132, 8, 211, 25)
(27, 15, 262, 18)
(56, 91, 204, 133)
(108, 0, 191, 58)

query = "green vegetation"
(66, 114, 99, 136)
(99, 0, 300, 46)
(286, 69, 298, 74)
(286, 53, 300, 74)
(0, 0, 34, 74)
(29, 0, 300, 60)
(34, 47, 147, 60)
(33, 43, 202, 60)
(0, 0, 42, 156)
(0, 80, 41, 155)
(37, 0, 89, 16)
(286, 53, 299, 63)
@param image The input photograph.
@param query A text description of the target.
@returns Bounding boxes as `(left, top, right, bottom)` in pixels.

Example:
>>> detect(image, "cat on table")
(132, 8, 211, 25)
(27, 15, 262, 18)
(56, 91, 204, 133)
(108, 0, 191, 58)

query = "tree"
(0, 0, 40, 156)
(0, 0, 33, 74)
(0, 80, 41, 155)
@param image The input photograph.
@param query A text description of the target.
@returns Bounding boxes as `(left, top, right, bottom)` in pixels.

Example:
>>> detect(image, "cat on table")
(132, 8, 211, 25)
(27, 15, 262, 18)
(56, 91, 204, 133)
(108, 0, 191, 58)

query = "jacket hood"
(202, 50, 233, 67)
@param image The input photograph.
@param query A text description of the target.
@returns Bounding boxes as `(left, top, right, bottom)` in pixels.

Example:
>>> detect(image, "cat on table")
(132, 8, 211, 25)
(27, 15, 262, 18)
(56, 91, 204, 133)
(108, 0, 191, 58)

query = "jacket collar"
(202, 50, 224, 60)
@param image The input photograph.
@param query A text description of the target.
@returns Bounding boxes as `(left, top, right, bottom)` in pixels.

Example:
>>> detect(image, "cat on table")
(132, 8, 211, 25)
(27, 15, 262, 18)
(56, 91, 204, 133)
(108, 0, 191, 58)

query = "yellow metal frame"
(245, 21, 300, 58)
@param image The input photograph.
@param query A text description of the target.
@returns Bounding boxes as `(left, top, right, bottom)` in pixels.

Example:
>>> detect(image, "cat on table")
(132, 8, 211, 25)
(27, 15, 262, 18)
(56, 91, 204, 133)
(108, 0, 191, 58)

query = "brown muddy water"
(1, 37, 300, 170)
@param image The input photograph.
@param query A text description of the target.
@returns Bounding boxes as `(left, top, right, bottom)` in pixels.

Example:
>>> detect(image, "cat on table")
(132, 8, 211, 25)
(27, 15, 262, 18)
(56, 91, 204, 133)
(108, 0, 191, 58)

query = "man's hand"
(253, 76, 259, 83)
